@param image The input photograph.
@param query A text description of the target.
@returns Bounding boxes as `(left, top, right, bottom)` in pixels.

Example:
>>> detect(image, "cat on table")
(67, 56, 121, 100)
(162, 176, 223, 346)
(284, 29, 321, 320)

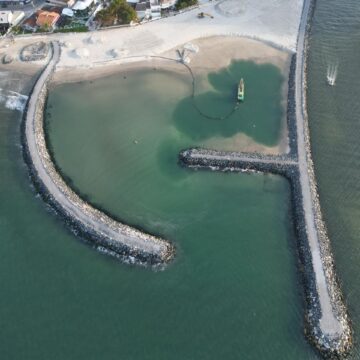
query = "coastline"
(1, 35, 295, 268)
(2, 0, 352, 355)
(43, 27, 352, 356)
(1, 0, 302, 68)
(22, 42, 175, 266)
(297, 0, 352, 355)
(52, 37, 292, 84)
(51, 36, 292, 155)
(178, 0, 352, 357)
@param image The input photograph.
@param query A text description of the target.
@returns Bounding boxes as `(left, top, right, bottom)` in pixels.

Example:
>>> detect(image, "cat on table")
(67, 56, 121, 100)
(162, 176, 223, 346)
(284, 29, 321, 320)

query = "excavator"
(197, 12, 214, 19)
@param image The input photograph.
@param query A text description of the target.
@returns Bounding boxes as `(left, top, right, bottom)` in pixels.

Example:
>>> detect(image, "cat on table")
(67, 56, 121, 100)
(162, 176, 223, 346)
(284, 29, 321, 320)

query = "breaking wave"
(0, 89, 28, 111)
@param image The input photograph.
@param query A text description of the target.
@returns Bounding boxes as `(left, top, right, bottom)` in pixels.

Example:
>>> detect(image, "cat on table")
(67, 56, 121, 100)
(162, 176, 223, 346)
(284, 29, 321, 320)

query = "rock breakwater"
(179, 146, 351, 358)
(296, 0, 352, 356)
(179, 148, 297, 176)
(22, 41, 174, 266)
(179, 0, 353, 354)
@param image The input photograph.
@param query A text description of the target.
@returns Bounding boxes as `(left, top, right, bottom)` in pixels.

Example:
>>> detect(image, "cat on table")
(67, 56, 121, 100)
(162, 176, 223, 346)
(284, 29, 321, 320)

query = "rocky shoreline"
(18, 5, 352, 354)
(178, 0, 352, 356)
(179, 146, 350, 358)
(299, 0, 352, 356)
(21, 42, 174, 267)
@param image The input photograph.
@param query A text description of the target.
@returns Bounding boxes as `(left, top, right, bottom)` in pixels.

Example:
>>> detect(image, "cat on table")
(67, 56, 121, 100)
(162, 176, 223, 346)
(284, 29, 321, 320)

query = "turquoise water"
(0, 60, 318, 359)
(174, 60, 284, 145)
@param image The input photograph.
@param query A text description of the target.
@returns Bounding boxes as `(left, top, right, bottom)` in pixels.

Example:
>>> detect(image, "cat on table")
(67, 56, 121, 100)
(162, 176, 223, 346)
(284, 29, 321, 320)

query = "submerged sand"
(49, 37, 291, 154)
(1, 36, 291, 154)
(0, 0, 302, 155)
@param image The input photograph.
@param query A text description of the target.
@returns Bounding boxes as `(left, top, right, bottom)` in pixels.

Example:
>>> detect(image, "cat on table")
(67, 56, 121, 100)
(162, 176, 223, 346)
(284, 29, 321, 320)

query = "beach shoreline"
(0, 0, 353, 356)
(49, 36, 292, 155)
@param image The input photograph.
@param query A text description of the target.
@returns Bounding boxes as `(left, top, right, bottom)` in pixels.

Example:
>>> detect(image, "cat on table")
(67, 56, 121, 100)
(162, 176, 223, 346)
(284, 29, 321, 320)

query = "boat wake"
(326, 64, 338, 86)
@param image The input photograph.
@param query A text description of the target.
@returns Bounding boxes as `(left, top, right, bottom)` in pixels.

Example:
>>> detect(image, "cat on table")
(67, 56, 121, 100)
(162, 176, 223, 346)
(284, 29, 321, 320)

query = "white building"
(0, 10, 24, 32)
(159, 0, 176, 9)
(150, 0, 161, 19)
(133, 0, 163, 20)
(0, 11, 13, 25)
(73, 0, 95, 11)
(128, 0, 176, 10)
(48, 0, 76, 7)
(0, 0, 31, 5)
(135, 0, 151, 20)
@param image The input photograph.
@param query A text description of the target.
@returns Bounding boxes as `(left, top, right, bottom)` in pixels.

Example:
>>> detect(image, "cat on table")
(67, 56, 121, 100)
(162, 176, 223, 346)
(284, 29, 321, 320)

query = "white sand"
(49, 36, 292, 154)
(1, 0, 303, 70)
(0, 0, 304, 154)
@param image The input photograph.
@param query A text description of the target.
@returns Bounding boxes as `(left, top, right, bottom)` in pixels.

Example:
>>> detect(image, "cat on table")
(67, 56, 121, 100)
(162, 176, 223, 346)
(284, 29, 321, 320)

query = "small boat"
(237, 78, 245, 102)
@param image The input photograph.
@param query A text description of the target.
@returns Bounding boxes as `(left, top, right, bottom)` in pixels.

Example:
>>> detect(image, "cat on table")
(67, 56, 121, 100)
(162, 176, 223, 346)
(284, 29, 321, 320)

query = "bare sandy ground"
(0, 0, 303, 154)
(1, 36, 291, 154)
(52, 37, 290, 81)
(187, 37, 292, 154)
(1, 0, 302, 66)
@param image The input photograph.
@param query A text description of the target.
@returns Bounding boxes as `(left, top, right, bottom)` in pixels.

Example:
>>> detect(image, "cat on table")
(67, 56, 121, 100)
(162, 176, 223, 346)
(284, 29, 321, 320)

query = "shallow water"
(0, 60, 318, 359)
(174, 60, 284, 146)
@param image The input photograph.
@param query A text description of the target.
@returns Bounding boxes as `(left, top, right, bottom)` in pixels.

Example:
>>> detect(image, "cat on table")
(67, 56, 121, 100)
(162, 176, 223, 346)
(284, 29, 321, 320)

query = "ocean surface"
(0, 1, 359, 359)
(307, 0, 360, 358)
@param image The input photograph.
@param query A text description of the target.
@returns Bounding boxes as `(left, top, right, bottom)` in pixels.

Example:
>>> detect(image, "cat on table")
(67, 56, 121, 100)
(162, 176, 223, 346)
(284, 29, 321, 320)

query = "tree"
(96, 0, 137, 26)
(116, 1, 137, 24)
(175, 0, 198, 10)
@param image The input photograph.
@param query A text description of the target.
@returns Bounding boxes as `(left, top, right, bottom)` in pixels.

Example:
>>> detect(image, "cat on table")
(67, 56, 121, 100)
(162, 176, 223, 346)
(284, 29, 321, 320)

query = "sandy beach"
(1, 37, 292, 154)
(0, 0, 302, 63)
(48, 36, 292, 154)
(0, 0, 304, 153)
(186, 37, 292, 154)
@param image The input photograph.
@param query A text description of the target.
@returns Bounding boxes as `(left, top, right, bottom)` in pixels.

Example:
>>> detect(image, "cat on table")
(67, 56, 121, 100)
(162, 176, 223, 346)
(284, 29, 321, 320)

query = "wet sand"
(50, 37, 292, 155)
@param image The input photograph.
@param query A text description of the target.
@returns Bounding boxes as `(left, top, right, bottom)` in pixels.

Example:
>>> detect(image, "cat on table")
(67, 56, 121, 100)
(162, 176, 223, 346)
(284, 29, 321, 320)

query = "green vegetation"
(175, 0, 198, 10)
(10, 25, 22, 34)
(11, 25, 34, 35)
(96, 0, 137, 26)
(54, 25, 88, 33)
(36, 24, 51, 33)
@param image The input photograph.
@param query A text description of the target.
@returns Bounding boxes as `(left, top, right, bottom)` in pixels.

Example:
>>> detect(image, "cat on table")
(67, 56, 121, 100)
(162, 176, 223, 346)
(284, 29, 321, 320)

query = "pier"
(22, 41, 174, 266)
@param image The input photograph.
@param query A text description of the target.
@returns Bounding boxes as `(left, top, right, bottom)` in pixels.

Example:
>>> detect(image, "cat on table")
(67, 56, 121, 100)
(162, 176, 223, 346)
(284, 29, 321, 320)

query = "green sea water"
(3, 1, 360, 357)
(0, 59, 319, 359)
(307, 0, 360, 358)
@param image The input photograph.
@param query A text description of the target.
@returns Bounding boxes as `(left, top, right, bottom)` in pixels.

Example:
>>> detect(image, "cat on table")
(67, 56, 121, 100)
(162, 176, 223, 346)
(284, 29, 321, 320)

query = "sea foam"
(0, 89, 28, 111)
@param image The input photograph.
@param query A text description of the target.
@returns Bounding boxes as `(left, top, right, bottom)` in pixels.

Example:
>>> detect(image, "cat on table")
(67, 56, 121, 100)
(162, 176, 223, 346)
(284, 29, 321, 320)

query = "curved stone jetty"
(22, 41, 174, 266)
(179, 0, 352, 357)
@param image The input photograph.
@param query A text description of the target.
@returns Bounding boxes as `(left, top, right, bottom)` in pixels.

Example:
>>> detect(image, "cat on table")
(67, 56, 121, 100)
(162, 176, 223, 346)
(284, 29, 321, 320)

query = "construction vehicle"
(197, 12, 214, 19)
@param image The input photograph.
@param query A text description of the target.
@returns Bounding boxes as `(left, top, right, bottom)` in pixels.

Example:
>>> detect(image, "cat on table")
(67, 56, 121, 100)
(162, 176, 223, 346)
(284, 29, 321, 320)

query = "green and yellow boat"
(237, 78, 245, 102)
